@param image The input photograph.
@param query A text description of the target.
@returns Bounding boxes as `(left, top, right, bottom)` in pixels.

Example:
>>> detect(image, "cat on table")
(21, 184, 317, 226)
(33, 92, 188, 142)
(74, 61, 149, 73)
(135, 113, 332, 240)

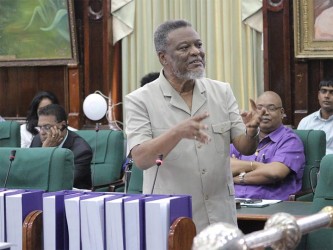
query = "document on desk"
(235, 198, 282, 208)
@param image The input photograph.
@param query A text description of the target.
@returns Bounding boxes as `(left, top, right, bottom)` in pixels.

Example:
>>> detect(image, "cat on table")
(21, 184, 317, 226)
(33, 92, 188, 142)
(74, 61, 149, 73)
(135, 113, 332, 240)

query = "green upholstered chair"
(296, 154, 333, 250)
(112, 160, 143, 194)
(0, 147, 74, 191)
(289, 129, 326, 201)
(0, 121, 20, 147)
(74, 130, 125, 192)
(127, 163, 143, 194)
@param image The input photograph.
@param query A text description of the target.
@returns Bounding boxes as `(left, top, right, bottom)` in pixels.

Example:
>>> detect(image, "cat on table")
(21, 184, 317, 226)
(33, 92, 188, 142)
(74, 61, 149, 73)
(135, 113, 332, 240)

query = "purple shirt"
(230, 125, 305, 200)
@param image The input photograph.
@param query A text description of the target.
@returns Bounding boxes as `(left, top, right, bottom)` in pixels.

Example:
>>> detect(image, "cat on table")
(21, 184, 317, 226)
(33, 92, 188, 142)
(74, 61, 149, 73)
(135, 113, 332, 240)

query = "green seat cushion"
(0, 147, 74, 191)
(0, 121, 20, 147)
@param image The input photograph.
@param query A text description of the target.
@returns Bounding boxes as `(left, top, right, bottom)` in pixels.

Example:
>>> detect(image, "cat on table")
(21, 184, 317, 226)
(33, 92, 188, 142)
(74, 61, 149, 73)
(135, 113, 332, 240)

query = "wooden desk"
(237, 201, 313, 234)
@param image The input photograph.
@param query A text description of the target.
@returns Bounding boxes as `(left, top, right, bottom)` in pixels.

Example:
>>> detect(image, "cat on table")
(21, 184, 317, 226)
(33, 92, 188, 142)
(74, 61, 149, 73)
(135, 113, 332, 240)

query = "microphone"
(95, 123, 100, 132)
(155, 154, 163, 166)
(151, 154, 163, 194)
(9, 150, 16, 162)
(4, 150, 16, 188)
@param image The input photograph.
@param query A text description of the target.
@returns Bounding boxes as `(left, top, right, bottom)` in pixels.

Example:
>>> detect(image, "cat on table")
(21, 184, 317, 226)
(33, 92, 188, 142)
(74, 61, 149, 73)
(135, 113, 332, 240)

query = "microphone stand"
(124, 159, 133, 194)
(150, 154, 163, 194)
(4, 151, 16, 188)
(91, 123, 99, 190)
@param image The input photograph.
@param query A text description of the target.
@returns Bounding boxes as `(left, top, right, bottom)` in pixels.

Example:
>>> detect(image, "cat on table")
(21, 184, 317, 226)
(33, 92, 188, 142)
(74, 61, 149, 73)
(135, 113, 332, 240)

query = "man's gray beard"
(173, 69, 205, 80)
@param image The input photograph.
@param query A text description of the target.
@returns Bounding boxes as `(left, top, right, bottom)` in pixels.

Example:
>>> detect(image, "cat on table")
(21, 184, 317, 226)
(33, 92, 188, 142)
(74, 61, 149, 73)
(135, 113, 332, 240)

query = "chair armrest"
(109, 179, 125, 192)
(288, 189, 314, 201)
(91, 178, 125, 192)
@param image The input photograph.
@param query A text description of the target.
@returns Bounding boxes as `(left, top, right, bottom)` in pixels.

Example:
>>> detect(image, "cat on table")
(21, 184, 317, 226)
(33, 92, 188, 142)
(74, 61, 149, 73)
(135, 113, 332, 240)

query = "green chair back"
(0, 121, 20, 147)
(74, 130, 125, 192)
(127, 163, 143, 194)
(0, 147, 74, 191)
(301, 154, 333, 250)
(293, 129, 326, 201)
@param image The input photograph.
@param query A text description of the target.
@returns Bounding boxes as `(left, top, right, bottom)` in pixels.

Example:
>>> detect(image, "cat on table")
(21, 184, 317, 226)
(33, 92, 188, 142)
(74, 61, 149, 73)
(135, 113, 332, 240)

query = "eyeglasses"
(319, 88, 333, 95)
(256, 105, 282, 112)
(35, 124, 56, 132)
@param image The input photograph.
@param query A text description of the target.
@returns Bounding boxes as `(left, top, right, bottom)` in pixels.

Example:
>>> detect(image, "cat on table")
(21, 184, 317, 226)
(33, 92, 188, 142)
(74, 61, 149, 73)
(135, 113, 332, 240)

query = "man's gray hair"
(154, 19, 192, 53)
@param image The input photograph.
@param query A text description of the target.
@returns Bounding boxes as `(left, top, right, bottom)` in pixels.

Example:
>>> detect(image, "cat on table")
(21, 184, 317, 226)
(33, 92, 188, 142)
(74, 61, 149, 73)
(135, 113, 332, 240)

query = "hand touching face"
(37, 115, 66, 147)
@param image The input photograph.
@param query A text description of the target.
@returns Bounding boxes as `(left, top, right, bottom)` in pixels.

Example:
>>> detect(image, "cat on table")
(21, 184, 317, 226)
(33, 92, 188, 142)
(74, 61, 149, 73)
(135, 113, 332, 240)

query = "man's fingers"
(193, 112, 209, 122)
(249, 99, 257, 110)
(241, 111, 249, 118)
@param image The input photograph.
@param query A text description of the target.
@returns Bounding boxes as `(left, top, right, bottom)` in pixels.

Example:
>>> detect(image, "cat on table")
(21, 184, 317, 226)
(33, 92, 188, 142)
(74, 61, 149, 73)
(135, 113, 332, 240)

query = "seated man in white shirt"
(298, 78, 333, 154)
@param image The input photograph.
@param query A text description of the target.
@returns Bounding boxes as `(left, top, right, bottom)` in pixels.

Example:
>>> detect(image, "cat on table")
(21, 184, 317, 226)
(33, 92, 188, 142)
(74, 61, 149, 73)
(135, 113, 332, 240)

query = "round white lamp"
(83, 93, 107, 121)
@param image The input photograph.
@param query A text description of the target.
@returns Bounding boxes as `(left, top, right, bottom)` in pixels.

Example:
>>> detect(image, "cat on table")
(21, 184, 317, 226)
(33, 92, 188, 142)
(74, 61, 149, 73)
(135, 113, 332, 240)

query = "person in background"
(125, 19, 264, 233)
(30, 104, 92, 189)
(21, 91, 77, 148)
(231, 91, 305, 200)
(21, 91, 59, 148)
(298, 78, 333, 154)
(140, 72, 160, 87)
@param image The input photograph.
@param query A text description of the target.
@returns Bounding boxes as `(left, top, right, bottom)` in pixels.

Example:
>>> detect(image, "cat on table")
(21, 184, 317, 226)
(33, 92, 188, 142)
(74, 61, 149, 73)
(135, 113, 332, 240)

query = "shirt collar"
(159, 69, 206, 97)
(58, 130, 69, 148)
(316, 109, 333, 121)
(260, 124, 285, 143)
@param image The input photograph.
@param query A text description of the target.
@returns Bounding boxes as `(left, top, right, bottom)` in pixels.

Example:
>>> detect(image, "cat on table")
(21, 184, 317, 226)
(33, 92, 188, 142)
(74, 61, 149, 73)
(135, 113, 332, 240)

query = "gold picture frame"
(0, 0, 78, 67)
(294, 0, 333, 58)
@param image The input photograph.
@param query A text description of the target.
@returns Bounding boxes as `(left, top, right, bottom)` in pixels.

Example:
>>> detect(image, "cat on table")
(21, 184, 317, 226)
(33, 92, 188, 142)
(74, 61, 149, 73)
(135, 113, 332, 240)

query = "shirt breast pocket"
(212, 121, 231, 153)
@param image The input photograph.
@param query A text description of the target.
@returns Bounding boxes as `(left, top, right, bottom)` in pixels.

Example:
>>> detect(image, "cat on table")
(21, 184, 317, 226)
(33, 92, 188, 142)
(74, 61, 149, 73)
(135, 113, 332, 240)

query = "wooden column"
(81, 0, 118, 127)
(263, 0, 294, 126)
(67, 65, 81, 129)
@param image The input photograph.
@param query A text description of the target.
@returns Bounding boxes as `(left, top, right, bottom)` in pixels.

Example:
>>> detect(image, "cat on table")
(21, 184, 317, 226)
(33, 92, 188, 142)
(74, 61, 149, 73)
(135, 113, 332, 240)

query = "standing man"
(125, 19, 264, 233)
(30, 104, 92, 189)
(298, 78, 333, 154)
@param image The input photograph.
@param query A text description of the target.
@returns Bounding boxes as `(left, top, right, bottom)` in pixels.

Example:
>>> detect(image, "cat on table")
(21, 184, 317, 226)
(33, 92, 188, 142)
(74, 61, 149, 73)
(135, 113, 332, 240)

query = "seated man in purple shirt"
(230, 91, 305, 200)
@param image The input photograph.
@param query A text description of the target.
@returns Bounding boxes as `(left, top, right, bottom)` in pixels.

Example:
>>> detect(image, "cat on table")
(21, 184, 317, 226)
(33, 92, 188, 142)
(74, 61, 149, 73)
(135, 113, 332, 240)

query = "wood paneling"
(263, 0, 333, 127)
(0, 66, 67, 119)
(263, 0, 293, 125)
(0, 0, 118, 129)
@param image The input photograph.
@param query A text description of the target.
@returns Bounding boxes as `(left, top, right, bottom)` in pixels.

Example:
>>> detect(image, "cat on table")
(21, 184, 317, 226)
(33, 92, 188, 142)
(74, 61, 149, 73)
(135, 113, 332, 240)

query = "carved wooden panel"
(0, 66, 67, 120)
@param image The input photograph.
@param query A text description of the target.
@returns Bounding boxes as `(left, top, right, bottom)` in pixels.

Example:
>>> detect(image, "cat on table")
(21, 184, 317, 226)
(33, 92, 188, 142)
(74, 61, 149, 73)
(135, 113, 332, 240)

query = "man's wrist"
(239, 172, 246, 185)
(245, 127, 260, 139)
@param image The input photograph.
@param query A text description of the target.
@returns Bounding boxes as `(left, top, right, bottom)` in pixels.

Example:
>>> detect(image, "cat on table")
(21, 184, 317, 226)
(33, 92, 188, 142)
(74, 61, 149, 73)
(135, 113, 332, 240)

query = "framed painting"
(0, 0, 78, 67)
(294, 0, 333, 58)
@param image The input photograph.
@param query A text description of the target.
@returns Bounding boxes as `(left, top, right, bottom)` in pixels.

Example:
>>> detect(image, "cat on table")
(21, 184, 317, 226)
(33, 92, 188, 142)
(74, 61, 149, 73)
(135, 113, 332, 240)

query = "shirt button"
(205, 195, 209, 200)
(201, 169, 206, 174)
